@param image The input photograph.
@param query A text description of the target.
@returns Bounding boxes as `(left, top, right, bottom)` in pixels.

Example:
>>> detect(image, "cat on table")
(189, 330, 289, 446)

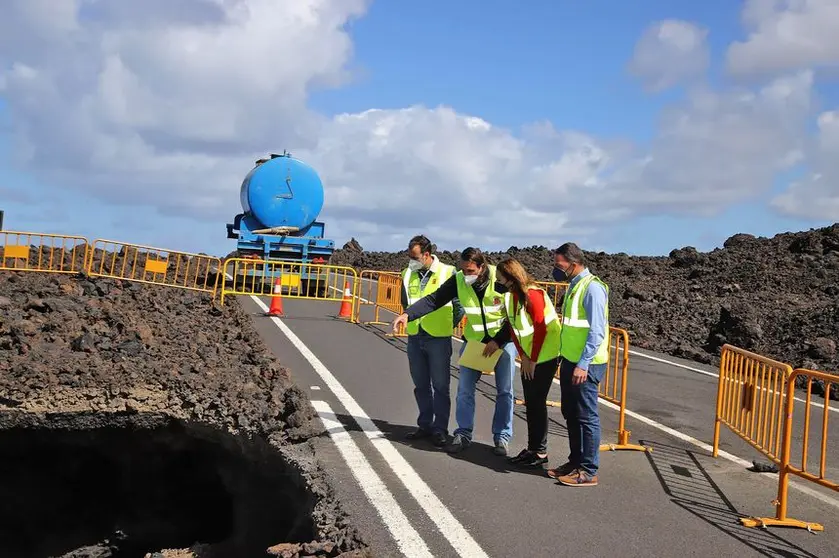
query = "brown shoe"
(557, 470, 598, 487)
(546, 461, 577, 479)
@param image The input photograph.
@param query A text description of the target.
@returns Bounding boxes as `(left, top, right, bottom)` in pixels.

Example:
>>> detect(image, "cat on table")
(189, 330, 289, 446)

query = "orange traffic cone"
(337, 280, 352, 319)
(267, 277, 284, 316)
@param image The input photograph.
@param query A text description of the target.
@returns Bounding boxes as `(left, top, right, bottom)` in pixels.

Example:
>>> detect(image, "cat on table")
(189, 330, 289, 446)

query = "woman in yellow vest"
(495, 258, 562, 468)
(393, 247, 518, 457)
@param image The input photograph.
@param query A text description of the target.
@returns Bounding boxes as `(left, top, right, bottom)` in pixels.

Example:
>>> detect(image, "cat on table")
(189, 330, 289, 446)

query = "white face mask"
(408, 259, 423, 272)
(464, 274, 478, 285)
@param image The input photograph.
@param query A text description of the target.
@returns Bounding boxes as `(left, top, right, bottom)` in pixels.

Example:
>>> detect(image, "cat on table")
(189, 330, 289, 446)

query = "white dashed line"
(312, 400, 434, 557)
(251, 295, 490, 558)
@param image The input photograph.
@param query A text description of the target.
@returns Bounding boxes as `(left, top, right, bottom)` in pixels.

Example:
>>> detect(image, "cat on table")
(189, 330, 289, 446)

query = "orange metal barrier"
(354, 270, 405, 334)
(533, 280, 569, 313)
(86, 239, 221, 296)
(713, 345, 793, 465)
(736, 367, 837, 532)
(598, 327, 649, 452)
(1, 231, 89, 274)
(219, 258, 358, 309)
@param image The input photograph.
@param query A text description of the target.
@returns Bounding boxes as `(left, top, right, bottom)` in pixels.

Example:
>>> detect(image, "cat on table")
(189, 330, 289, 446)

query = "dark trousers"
(559, 357, 606, 476)
(406, 333, 453, 435)
(521, 357, 559, 453)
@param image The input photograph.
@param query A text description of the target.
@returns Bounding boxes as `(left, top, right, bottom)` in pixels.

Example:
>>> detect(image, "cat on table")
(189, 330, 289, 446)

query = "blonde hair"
(496, 258, 536, 311)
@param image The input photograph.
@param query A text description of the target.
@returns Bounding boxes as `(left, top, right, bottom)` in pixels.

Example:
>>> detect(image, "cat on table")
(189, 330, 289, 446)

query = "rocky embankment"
(0, 265, 371, 557)
(332, 224, 839, 380)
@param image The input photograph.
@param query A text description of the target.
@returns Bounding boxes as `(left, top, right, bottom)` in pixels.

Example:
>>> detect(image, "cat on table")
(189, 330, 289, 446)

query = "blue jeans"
(406, 332, 453, 435)
(454, 341, 517, 443)
(559, 357, 606, 476)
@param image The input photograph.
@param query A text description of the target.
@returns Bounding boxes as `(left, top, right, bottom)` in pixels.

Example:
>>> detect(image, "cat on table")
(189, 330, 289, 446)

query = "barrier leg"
(738, 380, 824, 532)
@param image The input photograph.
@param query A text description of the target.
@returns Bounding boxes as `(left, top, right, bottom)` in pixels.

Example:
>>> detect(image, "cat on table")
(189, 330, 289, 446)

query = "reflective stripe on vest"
(454, 265, 505, 341)
(559, 273, 610, 364)
(503, 286, 562, 364)
(401, 258, 455, 337)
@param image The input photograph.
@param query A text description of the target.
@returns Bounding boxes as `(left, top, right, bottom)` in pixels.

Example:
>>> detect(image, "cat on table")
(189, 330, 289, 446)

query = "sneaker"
(493, 439, 509, 456)
(557, 470, 598, 487)
(445, 433, 470, 454)
(520, 453, 549, 468)
(508, 448, 532, 463)
(431, 431, 448, 447)
(546, 461, 577, 479)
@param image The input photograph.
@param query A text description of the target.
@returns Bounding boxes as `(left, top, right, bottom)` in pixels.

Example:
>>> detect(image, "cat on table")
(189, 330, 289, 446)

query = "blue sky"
(0, 0, 836, 257)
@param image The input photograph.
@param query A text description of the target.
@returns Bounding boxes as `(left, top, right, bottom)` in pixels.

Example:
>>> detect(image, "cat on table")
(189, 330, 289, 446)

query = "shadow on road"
(326, 411, 559, 477)
(641, 439, 819, 558)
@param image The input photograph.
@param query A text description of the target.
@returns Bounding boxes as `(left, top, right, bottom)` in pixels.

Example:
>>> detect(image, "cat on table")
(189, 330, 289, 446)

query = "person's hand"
(572, 366, 588, 385)
(392, 313, 408, 333)
(482, 340, 499, 357)
(521, 356, 535, 380)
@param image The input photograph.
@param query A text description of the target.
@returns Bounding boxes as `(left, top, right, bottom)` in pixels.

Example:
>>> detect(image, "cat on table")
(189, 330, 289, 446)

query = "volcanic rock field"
(0, 254, 371, 557)
(1, 222, 837, 556)
(333, 223, 839, 381)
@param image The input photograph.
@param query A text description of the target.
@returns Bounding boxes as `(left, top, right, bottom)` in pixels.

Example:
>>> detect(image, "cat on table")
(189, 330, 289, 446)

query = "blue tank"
(240, 153, 324, 232)
(226, 152, 336, 287)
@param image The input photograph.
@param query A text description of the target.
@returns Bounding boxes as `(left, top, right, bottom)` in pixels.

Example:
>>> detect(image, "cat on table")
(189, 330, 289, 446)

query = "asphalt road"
(239, 282, 839, 558)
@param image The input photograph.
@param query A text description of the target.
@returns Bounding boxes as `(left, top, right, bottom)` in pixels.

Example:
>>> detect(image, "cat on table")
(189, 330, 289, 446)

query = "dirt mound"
(332, 224, 839, 379)
(0, 269, 371, 557)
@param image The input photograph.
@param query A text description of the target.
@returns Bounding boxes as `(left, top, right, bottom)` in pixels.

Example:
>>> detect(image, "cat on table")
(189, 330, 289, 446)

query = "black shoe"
(508, 448, 532, 463)
(405, 428, 432, 440)
(431, 432, 448, 447)
(520, 453, 549, 468)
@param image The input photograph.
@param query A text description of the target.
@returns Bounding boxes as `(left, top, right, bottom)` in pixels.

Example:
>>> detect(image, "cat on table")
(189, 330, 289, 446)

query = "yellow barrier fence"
(355, 270, 405, 334)
(219, 258, 358, 309)
(713, 344, 793, 465)
(736, 367, 838, 532)
(598, 327, 649, 452)
(534, 280, 569, 313)
(1, 230, 89, 274)
(86, 239, 221, 296)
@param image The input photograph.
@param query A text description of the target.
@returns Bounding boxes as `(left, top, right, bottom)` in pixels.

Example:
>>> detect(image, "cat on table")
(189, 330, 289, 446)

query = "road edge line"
(312, 400, 434, 557)
(251, 296, 491, 558)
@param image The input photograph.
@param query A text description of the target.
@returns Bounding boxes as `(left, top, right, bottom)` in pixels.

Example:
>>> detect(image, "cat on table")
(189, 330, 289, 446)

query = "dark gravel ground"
(331, 224, 839, 383)
(0, 265, 373, 558)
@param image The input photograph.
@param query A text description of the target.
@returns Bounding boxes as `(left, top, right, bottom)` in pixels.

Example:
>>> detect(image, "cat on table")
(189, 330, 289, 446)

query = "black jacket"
(404, 273, 512, 345)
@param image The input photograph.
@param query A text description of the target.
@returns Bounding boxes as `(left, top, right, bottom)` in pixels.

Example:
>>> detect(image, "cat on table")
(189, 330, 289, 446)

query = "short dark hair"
(408, 234, 433, 254)
(555, 242, 585, 265)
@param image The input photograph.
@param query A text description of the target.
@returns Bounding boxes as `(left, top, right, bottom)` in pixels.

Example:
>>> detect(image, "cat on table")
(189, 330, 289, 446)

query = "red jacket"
(508, 289, 548, 360)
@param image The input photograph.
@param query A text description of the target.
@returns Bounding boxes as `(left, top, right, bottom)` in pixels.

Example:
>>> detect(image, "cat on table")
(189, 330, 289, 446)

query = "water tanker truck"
(226, 152, 336, 296)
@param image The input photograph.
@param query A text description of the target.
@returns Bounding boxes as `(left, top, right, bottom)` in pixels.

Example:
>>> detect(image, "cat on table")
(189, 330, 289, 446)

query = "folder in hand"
(458, 340, 502, 372)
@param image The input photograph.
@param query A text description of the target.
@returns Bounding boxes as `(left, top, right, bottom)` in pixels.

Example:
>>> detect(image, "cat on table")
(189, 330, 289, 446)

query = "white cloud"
(628, 20, 710, 92)
(727, 0, 839, 76)
(771, 109, 839, 220)
(0, 0, 833, 253)
(614, 71, 814, 214)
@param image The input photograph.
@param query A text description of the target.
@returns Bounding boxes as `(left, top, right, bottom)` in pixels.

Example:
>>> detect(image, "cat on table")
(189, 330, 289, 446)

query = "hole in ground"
(0, 411, 316, 558)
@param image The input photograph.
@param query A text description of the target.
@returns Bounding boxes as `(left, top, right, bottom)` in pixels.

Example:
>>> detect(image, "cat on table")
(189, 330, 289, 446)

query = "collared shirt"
(566, 268, 608, 371)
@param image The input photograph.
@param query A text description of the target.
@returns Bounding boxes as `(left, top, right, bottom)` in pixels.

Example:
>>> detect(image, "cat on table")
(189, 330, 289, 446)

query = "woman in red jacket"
(496, 258, 562, 468)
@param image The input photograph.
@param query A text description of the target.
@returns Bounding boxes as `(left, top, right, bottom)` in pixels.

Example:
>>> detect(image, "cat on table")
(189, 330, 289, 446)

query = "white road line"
(629, 348, 839, 415)
(251, 295, 490, 558)
(312, 400, 434, 557)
